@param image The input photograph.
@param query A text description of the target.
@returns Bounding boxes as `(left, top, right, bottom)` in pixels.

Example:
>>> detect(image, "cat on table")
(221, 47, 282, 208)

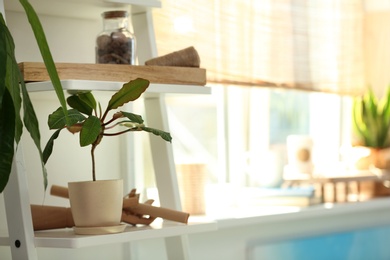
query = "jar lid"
(102, 10, 128, 19)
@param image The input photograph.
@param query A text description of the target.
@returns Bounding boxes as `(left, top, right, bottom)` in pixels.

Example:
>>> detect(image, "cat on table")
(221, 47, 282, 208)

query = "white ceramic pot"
(68, 179, 123, 234)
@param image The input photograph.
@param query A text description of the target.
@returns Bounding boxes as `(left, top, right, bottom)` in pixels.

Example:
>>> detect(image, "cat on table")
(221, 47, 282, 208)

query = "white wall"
(8, 11, 98, 63)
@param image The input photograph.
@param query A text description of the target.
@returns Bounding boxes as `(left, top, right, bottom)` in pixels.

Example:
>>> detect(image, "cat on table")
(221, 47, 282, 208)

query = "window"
(152, 0, 365, 94)
(162, 86, 351, 188)
(140, 0, 365, 209)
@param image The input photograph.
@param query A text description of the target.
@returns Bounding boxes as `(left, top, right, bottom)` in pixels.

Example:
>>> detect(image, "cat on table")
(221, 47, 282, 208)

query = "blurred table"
(283, 170, 390, 203)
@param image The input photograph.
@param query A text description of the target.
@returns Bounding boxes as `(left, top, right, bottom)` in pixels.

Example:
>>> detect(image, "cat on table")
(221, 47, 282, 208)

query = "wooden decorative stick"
(31, 205, 74, 231)
(125, 203, 189, 224)
(50, 185, 190, 224)
(50, 185, 139, 208)
(31, 205, 155, 230)
(50, 185, 68, 198)
(124, 188, 189, 223)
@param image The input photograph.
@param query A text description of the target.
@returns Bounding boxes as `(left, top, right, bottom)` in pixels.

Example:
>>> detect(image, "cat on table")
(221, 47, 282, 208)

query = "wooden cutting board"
(19, 62, 207, 86)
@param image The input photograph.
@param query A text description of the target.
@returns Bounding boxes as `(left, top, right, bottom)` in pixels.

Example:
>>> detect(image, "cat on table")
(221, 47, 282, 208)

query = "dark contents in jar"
(96, 31, 133, 64)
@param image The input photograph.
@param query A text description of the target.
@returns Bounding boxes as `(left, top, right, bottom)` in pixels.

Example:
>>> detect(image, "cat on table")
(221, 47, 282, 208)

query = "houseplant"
(352, 86, 390, 169)
(43, 80, 172, 234)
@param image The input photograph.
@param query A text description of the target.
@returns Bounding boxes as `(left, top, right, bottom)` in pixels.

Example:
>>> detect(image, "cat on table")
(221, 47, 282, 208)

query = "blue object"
(248, 225, 390, 260)
(256, 186, 315, 197)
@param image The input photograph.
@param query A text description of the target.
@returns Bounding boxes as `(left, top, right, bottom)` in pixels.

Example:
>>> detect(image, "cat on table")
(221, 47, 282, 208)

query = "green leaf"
(19, 0, 69, 124)
(48, 108, 86, 129)
(67, 95, 93, 116)
(377, 87, 390, 147)
(1, 12, 48, 191)
(2, 14, 23, 144)
(365, 88, 377, 119)
(6, 56, 23, 144)
(19, 0, 73, 190)
(0, 15, 7, 108)
(141, 126, 172, 142)
(121, 111, 144, 124)
(20, 71, 48, 189)
(0, 89, 15, 192)
(79, 92, 97, 111)
(381, 86, 390, 120)
(0, 14, 20, 193)
(80, 116, 102, 147)
(43, 128, 62, 164)
(107, 78, 149, 111)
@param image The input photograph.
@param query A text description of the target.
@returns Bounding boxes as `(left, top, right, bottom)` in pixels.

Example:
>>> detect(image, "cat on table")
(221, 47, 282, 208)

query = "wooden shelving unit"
(19, 62, 207, 86)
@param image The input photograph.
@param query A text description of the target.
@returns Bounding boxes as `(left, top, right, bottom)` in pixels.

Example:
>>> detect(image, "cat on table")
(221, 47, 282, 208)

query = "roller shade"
(152, 0, 365, 95)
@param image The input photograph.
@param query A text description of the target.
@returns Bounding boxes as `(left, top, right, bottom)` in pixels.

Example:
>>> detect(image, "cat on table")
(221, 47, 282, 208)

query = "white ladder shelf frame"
(132, 7, 191, 259)
(1, 1, 201, 259)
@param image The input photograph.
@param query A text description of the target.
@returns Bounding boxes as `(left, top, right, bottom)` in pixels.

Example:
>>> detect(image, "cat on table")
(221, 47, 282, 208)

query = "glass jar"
(96, 10, 136, 65)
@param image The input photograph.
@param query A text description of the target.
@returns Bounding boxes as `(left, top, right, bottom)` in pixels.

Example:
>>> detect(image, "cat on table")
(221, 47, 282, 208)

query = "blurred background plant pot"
(369, 148, 390, 170)
(68, 179, 123, 234)
(176, 164, 208, 215)
(352, 147, 390, 170)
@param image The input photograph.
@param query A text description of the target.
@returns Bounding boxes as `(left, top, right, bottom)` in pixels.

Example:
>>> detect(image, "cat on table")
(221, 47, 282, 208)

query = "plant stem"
(101, 108, 110, 123)
(103, 128, 137, 136)
(103, 116, 117, 127)
(91, 143, 97, 181)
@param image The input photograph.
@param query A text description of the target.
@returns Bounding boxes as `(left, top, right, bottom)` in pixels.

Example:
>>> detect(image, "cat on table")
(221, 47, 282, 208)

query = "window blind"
(152, 0, 365, 95)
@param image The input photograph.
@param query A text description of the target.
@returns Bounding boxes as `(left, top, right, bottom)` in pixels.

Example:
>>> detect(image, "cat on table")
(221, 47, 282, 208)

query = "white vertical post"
(133, 6, 191, 259)
(144, 96, 182, 210)
(1, 3, 37, 259)
(3, 147, 38, 260)
(132, 9, 158, 64)
(144, 96, 191, 260)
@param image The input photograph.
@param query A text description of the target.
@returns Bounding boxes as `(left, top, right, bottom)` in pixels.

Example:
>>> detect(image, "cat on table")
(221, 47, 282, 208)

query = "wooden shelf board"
(19, 62, 207, 86)
(33, 221, 217, 248)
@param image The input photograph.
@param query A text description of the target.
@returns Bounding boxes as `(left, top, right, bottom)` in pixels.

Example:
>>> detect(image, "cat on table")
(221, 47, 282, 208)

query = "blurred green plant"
(352, 87, 390, 149)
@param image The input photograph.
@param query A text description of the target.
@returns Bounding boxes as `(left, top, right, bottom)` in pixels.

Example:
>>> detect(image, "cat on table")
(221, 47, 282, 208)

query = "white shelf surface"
(0, 220, 216, 249)
(26, 80, 211, 97)
(2, 199, 389, 249)
(192, 197, 390, 244)
(209, 197, 390, 229)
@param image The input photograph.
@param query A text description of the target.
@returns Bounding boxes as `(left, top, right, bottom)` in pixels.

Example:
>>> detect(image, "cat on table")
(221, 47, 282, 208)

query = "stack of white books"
(242, 186, 321, 207)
